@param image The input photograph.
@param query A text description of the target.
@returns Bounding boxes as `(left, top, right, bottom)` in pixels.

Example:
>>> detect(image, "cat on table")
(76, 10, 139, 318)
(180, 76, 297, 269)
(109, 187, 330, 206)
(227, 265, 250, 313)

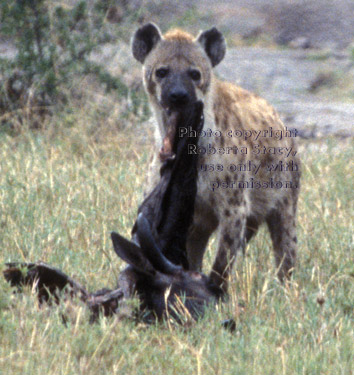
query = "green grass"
(0, 113, 354, 374)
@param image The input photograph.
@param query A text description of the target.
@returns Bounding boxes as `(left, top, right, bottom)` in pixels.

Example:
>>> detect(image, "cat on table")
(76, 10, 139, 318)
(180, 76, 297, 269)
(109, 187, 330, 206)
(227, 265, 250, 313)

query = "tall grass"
(0, 105, 353, 374)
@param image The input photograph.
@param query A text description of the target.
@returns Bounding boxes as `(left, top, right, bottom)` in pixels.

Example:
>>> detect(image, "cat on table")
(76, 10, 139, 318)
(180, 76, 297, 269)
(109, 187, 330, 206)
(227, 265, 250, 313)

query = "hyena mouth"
(159, 110, 179, 162)
(159, 104, 204, 163)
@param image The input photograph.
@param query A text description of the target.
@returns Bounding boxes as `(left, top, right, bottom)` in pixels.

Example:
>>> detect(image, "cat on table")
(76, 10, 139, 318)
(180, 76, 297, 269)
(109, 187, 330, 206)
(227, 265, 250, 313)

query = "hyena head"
(132, 23, 226, 133)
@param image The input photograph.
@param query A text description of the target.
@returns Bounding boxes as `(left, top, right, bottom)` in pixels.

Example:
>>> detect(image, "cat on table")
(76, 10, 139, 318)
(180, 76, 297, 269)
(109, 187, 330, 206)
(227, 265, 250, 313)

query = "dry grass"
(1, 1, 353, 373)
(0, 97, 354, 374)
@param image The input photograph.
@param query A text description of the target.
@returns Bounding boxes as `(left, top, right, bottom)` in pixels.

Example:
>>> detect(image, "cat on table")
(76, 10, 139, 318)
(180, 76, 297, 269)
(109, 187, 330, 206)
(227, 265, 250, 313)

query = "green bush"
(0, 0, 128, 129)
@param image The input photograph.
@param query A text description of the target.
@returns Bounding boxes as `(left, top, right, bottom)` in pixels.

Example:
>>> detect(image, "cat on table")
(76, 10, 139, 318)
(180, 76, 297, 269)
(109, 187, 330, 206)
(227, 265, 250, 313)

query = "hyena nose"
(169, 90, 189, 106)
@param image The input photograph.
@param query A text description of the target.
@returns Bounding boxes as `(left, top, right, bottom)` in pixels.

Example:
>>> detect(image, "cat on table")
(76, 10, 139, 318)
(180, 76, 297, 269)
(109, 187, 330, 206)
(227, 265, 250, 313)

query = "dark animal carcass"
(3, 101, 223, 323)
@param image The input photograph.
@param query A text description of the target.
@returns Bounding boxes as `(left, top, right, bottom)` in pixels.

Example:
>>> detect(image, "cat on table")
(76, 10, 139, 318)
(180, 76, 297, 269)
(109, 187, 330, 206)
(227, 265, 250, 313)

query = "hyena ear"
(132, 23, 162, 63)
(197, 27, 226, 67)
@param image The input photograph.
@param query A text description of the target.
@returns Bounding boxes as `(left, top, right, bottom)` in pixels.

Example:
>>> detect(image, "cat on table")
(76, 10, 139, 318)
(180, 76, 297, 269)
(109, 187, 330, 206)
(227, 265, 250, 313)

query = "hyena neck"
(200, 82, 217, 131)
(150, 99, 166, 145)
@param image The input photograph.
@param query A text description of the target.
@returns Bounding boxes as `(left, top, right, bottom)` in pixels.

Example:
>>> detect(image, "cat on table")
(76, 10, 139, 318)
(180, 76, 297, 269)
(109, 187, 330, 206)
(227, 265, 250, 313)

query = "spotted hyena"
(132, 23, 301, 291)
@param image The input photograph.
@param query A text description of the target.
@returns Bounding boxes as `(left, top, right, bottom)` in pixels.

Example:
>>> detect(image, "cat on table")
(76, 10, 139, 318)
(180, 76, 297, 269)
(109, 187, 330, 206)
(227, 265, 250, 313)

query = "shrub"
(0, 0, 128, 130)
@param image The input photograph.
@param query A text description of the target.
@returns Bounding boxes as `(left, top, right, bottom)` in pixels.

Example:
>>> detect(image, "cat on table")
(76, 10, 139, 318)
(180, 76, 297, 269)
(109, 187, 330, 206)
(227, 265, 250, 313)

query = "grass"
(1, 1, 354, 372)
(0, 106, 353, 375)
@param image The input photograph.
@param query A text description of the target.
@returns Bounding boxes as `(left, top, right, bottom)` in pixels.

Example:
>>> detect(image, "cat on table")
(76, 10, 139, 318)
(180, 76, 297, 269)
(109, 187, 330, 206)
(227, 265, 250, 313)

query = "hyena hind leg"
(266, 203, 298, 281)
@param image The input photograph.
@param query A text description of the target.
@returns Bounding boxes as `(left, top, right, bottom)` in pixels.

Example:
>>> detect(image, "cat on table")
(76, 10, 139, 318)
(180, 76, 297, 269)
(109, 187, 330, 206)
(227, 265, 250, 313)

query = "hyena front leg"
(187, 200, 219, 271)
(210, 211, 247, 292)
(266, 201, 298, 281)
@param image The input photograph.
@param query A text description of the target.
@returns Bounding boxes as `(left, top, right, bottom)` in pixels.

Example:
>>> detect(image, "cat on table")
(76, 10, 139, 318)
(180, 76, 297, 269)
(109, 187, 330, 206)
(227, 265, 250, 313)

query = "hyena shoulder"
(212, 80, 285, 134)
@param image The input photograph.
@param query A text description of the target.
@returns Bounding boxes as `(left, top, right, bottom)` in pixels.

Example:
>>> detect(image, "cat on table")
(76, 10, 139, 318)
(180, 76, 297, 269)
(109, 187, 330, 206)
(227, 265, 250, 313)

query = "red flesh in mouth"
(159, 111, 179, 162)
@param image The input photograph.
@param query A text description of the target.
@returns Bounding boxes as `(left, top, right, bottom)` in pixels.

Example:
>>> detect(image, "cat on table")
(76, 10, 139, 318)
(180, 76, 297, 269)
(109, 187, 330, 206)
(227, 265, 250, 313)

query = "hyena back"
(132, 23, 301, 291)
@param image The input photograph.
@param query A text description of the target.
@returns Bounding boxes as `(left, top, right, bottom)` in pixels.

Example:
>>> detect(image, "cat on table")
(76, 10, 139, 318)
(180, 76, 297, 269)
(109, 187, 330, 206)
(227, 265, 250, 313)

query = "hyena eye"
(155, 67, 169, 78)
(189, 69, 201, 81)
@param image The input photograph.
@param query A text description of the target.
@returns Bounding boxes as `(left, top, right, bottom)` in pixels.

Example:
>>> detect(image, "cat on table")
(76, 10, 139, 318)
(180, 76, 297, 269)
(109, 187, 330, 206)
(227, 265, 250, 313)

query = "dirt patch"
(199, 0, 354, 50)
(216, 47, 354, 137)
(265, 1, 354, 50)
